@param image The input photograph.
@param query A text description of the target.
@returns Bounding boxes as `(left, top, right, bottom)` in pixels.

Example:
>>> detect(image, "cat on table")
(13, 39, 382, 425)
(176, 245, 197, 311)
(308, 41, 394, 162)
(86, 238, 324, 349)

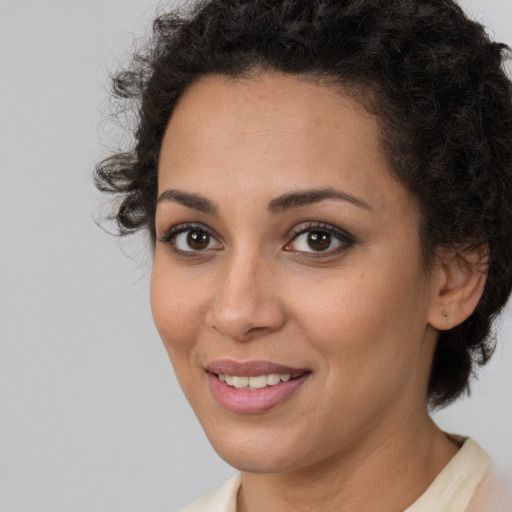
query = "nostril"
(206, 295, 286, 342)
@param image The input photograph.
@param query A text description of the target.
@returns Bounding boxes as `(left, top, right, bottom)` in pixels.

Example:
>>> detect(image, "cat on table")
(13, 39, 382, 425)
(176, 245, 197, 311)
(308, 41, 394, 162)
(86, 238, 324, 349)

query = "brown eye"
(286, 224, 354, 256)
(307, 231, 331, 251)
(187, 230, 210, 250)
(164, 226, 223, 253)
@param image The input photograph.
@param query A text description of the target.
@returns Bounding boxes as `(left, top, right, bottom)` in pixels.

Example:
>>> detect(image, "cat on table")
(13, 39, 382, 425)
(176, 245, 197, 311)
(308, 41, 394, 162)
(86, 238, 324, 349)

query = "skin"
(151, 72, 486, 511)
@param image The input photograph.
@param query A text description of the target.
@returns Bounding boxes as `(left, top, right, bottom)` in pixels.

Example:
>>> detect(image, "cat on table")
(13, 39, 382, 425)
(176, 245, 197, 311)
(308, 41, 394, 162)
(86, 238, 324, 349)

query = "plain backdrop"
(0, 1, 511, 510)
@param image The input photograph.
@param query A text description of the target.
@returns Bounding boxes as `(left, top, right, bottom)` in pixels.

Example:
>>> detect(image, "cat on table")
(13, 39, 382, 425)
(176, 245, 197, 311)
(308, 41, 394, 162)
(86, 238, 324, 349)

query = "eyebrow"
(267, 187, 370, 213)
(157, 189, 217, 214)
(156, 186, 370, 215)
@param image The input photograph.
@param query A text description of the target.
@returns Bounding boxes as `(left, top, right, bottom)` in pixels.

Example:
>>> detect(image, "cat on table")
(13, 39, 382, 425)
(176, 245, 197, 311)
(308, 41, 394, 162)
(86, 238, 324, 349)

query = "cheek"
(150, 259, 217, 414)
(286, 265, 431, 435)
(288, 253, 429, 372)
(150, 258, 207, 360)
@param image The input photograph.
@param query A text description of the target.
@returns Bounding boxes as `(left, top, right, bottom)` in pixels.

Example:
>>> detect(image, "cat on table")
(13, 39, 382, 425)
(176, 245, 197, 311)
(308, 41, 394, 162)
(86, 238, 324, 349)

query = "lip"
(206, 359, 309, 377)
(206, 359, 311, 414)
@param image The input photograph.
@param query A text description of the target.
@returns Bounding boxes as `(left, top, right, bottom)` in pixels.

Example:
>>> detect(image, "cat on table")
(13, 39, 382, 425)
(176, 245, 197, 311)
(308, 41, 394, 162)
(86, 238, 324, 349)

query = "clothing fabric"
(178, 437, 511, 512)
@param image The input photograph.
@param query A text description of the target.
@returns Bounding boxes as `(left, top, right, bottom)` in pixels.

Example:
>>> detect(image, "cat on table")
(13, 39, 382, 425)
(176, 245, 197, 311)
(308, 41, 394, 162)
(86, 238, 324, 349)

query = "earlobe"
(428, 245, 488, 331)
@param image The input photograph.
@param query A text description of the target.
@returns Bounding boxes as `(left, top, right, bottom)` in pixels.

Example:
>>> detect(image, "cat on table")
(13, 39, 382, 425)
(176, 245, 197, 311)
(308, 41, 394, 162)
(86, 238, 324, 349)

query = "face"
(151, 72, 441, 474)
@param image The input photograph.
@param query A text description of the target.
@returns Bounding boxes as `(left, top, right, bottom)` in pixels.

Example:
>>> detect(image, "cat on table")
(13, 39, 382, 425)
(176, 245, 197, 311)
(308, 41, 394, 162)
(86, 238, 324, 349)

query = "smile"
(217, 372, 303, 389)
(206, 361, 311, 414)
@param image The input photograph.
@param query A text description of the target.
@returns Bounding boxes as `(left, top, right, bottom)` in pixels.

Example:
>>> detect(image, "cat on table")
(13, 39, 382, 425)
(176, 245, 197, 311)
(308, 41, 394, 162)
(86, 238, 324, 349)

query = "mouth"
(206, 360, 311, 414)
(215, 372, 305, 390)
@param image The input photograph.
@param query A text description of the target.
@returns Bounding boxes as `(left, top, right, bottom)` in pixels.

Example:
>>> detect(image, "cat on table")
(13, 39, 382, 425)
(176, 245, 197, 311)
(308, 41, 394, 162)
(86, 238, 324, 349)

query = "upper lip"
(206, 359, 310, 377)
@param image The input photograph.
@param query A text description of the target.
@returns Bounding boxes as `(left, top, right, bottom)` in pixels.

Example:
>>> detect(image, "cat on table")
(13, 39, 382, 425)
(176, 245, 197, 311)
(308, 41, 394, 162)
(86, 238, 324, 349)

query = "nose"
(205, 253, 286, 342)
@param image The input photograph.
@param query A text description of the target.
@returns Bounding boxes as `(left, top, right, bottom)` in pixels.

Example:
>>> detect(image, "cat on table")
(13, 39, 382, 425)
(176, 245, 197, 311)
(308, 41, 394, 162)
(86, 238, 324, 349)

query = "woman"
(95, 0, 512, 510)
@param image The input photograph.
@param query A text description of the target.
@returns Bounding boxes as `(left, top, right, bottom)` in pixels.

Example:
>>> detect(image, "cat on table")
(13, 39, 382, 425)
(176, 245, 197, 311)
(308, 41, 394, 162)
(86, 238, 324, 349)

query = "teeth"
(248, 375, 268, 389)
(217, 372, 301, 389)
(232, 376, 249, 389)
(266, 373, 281, 386)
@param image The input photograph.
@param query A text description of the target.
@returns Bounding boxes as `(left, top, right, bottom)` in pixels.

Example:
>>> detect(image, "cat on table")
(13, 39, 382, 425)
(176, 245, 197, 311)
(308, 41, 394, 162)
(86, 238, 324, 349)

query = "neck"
(237, 412, 459, 512)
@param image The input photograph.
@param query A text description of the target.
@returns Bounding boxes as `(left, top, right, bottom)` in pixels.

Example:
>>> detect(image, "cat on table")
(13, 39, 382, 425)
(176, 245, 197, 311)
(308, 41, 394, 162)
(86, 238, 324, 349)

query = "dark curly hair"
(95, 0, 512, 407)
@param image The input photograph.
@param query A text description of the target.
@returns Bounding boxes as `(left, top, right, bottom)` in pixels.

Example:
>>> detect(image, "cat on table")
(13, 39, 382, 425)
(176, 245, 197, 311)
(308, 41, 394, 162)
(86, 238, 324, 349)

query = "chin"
(214, 442, 298, 474)
(201, 420, 315, 474)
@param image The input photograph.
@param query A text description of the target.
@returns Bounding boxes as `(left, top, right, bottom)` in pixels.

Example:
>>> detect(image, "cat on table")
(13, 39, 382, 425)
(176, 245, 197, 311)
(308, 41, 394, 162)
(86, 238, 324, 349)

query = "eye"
(285, 223, 354, 256)
(159, 224, 223, 255)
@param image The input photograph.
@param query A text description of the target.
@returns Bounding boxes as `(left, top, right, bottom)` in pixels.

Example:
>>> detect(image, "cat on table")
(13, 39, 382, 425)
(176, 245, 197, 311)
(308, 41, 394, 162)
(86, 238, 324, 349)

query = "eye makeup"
(284, 221, 356, 259)
(158, 219, 356, 260)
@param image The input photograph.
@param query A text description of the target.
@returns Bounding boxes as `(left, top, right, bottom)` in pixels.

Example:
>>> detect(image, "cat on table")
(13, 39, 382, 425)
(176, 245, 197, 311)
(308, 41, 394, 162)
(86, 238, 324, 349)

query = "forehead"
(158, 71, 413, 218)
(161, 72, 379, 157)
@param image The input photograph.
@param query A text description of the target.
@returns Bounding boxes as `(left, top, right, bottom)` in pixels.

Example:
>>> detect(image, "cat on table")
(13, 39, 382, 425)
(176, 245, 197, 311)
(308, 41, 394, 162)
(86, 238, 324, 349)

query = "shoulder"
(406, 436, 511, 512)
(466, 466, 512, 512)
(178, 473, 241, 512)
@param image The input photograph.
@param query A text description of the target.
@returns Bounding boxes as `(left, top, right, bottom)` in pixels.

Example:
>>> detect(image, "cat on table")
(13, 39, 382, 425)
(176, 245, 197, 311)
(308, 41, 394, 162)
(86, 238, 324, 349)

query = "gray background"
(0, 1, 511, 510)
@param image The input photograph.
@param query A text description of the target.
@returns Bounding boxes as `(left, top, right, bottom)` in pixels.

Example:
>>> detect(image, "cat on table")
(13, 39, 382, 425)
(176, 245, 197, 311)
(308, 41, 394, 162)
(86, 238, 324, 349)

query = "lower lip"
(207, 372, 310, 414)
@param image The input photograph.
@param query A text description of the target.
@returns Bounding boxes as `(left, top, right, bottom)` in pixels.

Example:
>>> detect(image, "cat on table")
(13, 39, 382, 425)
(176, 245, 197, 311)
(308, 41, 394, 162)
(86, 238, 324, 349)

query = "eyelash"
(158, 223, 222, 258)
(158, 222, 355, 259)
(286, 222, 355, 259)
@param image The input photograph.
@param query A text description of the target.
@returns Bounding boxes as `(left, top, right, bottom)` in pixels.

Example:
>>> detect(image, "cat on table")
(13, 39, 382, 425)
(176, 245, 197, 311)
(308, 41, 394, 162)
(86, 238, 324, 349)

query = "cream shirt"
(179, 438, 511, 512)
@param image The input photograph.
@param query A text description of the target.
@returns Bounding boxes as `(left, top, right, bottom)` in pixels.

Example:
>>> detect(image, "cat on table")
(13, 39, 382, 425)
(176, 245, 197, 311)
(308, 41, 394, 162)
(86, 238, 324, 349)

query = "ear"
(428, 245, 488, 330)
